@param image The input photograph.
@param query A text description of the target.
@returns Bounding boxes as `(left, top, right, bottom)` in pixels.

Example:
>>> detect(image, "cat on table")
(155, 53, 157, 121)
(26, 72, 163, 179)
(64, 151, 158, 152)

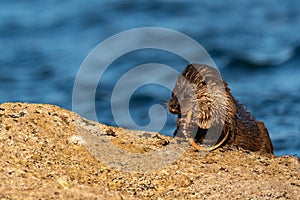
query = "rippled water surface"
(0, 0, 299, 156)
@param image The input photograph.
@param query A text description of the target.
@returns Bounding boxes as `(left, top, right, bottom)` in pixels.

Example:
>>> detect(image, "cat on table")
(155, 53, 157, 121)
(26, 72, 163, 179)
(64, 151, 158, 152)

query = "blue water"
(0, 0, 299, 157)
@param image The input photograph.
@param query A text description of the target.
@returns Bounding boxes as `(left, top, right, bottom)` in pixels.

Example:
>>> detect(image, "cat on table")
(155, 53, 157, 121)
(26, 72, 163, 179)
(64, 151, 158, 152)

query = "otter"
(168, 64, 274, 154)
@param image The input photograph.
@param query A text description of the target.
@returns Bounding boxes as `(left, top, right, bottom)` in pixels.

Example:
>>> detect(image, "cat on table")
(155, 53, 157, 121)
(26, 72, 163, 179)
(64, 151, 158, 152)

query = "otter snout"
(168, 99, 180, 114)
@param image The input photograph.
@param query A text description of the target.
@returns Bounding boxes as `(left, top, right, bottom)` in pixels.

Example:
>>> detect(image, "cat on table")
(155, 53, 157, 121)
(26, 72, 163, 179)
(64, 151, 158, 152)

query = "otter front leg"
(174, 111, 198, 139)
(176, 111, 230, 151)
(181, 110, 195, 138)
(181, 111, 206, 150)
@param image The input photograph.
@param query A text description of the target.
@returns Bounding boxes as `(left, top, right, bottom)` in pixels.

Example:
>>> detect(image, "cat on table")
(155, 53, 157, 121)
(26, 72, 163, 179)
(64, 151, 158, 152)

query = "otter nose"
(168, 101, 180, 114)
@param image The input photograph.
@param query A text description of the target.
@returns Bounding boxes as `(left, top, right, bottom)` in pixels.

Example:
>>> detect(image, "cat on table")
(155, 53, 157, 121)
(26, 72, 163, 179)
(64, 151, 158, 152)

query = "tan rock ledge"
(0, 102, 299, 200)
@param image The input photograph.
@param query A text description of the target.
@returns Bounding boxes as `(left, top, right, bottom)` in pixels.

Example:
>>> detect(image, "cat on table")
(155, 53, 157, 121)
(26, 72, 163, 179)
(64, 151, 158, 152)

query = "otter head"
(168, 64, 231, 130)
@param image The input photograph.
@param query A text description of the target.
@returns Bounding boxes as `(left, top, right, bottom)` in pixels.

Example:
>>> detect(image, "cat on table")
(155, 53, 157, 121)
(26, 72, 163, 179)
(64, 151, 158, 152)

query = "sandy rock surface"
(0, 103, 299, 199)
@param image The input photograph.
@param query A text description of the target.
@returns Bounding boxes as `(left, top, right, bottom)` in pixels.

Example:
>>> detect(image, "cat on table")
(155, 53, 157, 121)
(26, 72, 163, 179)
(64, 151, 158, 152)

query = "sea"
(0, 0, 299, 157)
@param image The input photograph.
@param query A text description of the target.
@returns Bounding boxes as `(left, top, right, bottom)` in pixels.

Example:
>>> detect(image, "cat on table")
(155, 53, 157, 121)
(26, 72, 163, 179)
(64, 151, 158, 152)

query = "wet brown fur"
(168, 64, 274, 154)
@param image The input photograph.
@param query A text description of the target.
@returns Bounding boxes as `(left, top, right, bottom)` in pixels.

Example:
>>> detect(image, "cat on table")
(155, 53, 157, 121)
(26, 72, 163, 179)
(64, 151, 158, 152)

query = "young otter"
(168, 64, 274, 154)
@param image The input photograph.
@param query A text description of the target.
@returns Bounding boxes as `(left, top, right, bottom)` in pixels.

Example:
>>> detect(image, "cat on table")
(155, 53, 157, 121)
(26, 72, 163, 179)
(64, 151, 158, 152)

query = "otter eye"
(171, 92, 178, 101)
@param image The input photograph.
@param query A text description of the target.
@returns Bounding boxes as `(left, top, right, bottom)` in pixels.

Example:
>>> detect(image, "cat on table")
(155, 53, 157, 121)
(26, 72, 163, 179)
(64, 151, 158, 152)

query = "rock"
(0, 102, 299, 199)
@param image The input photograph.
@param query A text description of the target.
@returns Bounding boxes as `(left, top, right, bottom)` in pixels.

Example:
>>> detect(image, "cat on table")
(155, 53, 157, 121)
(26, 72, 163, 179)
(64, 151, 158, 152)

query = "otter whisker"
(159, 98, 174, 114)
